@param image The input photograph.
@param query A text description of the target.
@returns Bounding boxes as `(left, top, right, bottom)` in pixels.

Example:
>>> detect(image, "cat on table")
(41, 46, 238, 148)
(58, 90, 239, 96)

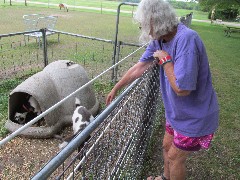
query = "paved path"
(192, 19, 240, 27)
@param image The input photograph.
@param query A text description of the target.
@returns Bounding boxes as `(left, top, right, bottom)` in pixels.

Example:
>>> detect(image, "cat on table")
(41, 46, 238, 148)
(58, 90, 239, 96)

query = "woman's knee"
(162, 132, 173, 152)
(168, 144, 189, 164)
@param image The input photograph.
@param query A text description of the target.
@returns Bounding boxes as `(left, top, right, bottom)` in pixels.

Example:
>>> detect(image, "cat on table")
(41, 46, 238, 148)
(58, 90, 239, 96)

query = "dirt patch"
(0, 126, 72, 179)
(50, 14, 72, 19)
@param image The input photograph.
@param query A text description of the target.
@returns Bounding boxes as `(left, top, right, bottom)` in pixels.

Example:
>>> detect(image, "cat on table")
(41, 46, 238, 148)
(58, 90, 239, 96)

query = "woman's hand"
(153, 50, 169, 61)
(106, 88, 117, 106)
(105, 61, 152, 106)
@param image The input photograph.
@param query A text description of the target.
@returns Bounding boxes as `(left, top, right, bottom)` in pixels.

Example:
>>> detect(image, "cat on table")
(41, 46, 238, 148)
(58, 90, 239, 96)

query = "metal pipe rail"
(49, 29, 114, 43)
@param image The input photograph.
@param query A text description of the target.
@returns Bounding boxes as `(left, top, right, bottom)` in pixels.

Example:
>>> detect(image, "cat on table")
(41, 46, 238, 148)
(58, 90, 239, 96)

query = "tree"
(197, 0, 240, 20)
(197, 0, 240, 11)
(167, 0, 199, 10)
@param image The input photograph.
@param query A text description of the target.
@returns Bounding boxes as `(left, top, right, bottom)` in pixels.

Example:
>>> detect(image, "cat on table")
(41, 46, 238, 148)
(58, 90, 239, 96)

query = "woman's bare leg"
(162, 132, 173, 179)
(168, 144, 190, 180)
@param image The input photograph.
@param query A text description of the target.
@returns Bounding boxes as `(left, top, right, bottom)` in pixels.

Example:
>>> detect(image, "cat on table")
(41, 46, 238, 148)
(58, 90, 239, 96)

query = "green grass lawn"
(188, 22, 240, 179)
(0, 0, 209, 20)
(194, 22, 240, 179)
(0, 4, 240, 179)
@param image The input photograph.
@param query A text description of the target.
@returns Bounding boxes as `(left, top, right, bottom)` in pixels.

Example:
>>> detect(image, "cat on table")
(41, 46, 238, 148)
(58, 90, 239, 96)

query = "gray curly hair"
(134, 0, 179, 43)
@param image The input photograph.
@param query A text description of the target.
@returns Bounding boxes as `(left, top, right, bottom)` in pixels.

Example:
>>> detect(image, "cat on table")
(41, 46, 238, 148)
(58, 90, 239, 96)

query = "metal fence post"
(112, 2, 138, 82)
(41, 28, 48, 67)
(114, 40, 121, 83)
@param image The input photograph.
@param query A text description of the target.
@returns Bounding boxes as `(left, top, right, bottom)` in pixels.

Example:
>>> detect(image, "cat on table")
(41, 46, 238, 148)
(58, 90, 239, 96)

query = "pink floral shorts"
(166, 122, 214, 151)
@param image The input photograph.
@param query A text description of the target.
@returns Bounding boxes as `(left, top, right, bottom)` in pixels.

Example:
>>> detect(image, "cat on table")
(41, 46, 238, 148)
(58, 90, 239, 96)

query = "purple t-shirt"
(139, 23, 219, 137)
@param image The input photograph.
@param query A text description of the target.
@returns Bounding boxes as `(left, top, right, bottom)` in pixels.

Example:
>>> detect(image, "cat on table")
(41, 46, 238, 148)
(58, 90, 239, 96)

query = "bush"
(208, 8, 239, 21)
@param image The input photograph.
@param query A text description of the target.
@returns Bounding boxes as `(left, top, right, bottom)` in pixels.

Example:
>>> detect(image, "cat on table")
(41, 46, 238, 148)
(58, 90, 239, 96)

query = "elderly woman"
(106, 0, 219, 179)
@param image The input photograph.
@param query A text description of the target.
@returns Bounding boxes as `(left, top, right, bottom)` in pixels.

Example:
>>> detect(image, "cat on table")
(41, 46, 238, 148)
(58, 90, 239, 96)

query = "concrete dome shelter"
(5, 60, 99, 138)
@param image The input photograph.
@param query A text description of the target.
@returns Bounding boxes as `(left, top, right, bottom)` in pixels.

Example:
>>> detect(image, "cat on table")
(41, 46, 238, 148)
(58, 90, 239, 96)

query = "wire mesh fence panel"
(0, 30, 142, 91)
(0, 31, 143, 112)
(0, 33, 45, 81)
(46, 32, 115, 81)
(32, 62, 164, 179)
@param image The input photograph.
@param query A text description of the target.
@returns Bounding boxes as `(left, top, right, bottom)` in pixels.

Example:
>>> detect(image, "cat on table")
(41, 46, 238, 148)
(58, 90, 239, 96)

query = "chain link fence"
(0, 29, 143, 81)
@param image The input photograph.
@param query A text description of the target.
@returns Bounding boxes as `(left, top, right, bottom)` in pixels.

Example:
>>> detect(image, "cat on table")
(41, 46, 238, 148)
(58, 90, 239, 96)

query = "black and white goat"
(59, 98, 94, 150)
(14, 95, 42, 125)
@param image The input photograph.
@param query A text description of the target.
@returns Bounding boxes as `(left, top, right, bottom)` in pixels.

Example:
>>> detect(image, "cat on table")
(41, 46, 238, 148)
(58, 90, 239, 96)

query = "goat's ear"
(24, 101, 32, 109)
(26, 94, 31, 100)
(26, 94, 31, 101)
(29, 107, 34, 112)
(75, 98, 81, 107)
